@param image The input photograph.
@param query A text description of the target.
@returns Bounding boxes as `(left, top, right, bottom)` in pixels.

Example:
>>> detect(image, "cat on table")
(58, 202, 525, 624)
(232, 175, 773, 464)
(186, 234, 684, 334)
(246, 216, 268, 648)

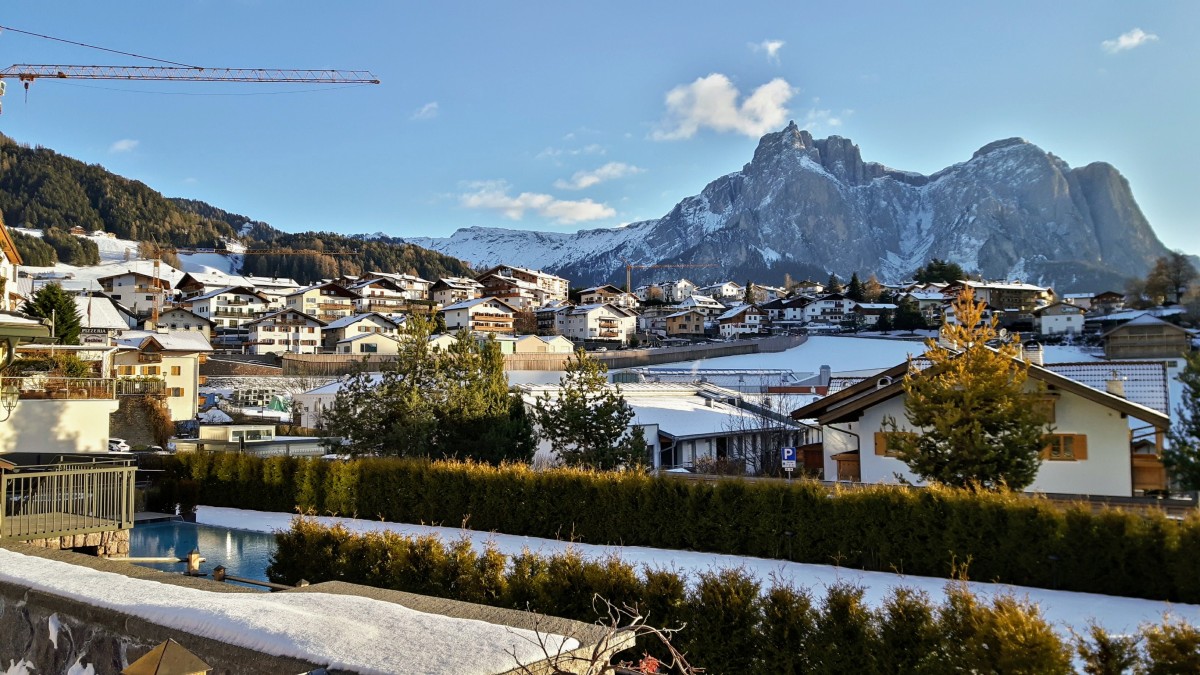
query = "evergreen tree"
(533, 349, 646, 470)
(826, 273, 843, 294)
(875, 310, 894, 333)
(846, 273, 865, 301)
(23, 283, 82, 345)
(894, 296, 928, 331)
(10, 230, 56, 266)
(322, 316, 534, 463)
(914, 259, 967, 284)
(1165, 351, 1200, 489)
(743, 279, 755, 305)
(886, 289, 1049, 491)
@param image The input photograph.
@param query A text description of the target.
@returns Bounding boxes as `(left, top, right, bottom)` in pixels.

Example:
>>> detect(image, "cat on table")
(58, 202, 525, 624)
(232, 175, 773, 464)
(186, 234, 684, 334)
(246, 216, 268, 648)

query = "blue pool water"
(129, 521, 278, 589)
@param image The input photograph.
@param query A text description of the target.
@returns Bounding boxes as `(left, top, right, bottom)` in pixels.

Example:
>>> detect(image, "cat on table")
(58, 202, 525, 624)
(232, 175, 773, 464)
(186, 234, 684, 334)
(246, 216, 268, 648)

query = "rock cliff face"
(407, 123, 1169, 291)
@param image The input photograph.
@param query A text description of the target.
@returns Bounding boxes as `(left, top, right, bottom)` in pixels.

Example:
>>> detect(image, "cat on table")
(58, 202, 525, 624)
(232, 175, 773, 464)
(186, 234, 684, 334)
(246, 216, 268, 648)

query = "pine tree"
(875, 310, 894, 333)
(846, 273, 865, 301)
(826, 273, 843, 294)
(533, 349, 646, 470)
(894, 296, 927, 331)
(886, 289, 1048, 490)
(23, 283, 82, 345)
(1165, 351, 1200, 489)
(743, 280, 755, 305)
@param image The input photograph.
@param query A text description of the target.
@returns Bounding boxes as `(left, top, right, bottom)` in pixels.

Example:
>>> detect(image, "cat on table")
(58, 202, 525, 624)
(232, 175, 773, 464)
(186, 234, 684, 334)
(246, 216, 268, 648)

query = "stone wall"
(24, 528, 129, 557)
(108, 396, 162, 447)
(0, 544, 321, 675)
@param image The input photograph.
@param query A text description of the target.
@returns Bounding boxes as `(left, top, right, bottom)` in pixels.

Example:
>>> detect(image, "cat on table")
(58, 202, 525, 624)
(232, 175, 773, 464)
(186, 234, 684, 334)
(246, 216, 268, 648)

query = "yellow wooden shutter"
(874, 432, 888, 456)
(1074, 434, 1088, 460)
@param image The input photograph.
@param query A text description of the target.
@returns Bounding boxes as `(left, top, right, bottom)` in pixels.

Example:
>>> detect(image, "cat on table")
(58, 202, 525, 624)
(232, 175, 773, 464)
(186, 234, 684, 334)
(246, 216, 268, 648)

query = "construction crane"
(620, 256, 718, 294)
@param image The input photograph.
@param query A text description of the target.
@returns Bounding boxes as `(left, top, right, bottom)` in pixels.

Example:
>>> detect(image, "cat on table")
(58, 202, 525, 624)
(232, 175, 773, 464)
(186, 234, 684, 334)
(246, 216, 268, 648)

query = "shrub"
(171, 453, 1200, 603)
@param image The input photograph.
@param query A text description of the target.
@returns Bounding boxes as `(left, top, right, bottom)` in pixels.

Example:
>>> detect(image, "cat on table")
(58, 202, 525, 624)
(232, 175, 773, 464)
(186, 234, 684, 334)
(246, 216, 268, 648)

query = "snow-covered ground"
(13, 226, 243, 279)
(666, 336, 1103, 375)
(197, 506, 1199, 637)
(0, 547, 575, 675)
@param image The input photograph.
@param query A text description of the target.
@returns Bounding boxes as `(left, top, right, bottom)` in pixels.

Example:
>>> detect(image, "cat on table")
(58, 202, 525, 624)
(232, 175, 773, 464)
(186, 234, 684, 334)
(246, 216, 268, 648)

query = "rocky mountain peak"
(971, 137, 1033, 160)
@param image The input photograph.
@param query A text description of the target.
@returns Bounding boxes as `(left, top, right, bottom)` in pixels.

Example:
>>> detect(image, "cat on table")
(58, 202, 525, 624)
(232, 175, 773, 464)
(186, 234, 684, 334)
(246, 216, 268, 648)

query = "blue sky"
(0, 2, 1195, 254)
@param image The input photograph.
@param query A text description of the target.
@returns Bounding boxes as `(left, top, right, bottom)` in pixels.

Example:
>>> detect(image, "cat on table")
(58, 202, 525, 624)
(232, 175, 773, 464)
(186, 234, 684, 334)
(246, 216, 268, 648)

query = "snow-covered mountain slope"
(13, 227, 242, 281)
(403, 124, 1168, 291)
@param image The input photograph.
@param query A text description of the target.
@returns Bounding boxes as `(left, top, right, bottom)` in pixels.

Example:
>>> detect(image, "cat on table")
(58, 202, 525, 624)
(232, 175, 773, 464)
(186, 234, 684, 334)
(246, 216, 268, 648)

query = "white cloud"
(652, 74, 795, 140)
(109, 139, 139, 153)
(750, 39, 786, 64)
(554, 162, 645, 190)
(1101, 28, 1159, 54)
(459, 180, 615, 224)
(411, 101, 439, 120)
(536, 143, 606, 160)
(801, 107, 853, 131)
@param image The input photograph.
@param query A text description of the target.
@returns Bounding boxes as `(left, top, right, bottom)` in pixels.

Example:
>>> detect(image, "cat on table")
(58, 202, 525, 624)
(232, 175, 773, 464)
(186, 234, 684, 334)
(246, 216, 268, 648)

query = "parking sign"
(781, 447, 797, 470)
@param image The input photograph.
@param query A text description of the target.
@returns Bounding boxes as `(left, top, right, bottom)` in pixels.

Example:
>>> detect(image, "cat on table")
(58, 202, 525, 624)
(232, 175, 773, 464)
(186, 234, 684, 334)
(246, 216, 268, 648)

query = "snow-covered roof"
(1043, 361, 1170, 415)
(116, 329, 213, 352)
(854, 303, 898, 310)
(337, 332, 399, 344)
(324, 313, 399, 330)
(434, 276, 483, 289)
(188, 286, 267, 302)
(664, 309, 703, 319)
(717, 304, 762, 321)
(441, 297, 516, 312)
(247, 309, 326, 326)
(74, 295, 130, 330)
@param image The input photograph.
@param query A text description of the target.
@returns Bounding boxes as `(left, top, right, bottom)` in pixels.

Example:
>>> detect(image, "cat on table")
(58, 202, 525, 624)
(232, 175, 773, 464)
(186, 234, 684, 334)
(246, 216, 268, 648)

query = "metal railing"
(115, 378, 167, 397)
(2, 376, 116, 400)
(1, 459, 136, 541)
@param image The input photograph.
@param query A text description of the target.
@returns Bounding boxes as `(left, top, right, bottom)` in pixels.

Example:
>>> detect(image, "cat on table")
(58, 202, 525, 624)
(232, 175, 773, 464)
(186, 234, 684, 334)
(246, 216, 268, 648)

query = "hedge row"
(164, 453, 1200, 603)
(268, 518, 1200, 675)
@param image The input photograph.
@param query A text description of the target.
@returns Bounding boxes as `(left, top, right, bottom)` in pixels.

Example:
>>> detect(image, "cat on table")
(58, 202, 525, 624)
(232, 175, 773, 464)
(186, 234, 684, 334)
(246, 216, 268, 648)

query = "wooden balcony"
(1, 457, 136, 542)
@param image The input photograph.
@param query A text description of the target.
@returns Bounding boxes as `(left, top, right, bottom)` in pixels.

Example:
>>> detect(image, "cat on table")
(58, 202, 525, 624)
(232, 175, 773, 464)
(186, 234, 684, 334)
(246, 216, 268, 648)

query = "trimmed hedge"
(166, 454, 1200, 603)
(269, 519, 1200, 675)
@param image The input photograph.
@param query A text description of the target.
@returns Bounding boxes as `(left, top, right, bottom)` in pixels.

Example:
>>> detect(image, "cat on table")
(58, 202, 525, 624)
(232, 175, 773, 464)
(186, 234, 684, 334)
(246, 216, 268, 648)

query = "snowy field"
(197, 506, 1200, 637)
(0, 547, 575, 675)
(12, 227, 243, 282)
(667, 335, 1103, 374)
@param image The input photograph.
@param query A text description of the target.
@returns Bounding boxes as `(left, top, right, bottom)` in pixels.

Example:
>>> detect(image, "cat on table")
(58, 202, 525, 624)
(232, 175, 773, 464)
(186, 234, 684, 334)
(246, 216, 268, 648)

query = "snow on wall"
(0, 548, 577, 675)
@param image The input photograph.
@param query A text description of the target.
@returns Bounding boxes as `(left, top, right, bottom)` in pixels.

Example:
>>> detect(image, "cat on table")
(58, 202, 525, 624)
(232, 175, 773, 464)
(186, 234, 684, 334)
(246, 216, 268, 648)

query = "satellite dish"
(998, 328, 1008, 339)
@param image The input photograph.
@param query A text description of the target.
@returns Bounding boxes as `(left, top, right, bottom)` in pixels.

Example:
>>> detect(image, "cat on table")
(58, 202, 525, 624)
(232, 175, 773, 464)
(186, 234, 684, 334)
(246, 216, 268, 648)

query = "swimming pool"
(128, 521, 278, 589)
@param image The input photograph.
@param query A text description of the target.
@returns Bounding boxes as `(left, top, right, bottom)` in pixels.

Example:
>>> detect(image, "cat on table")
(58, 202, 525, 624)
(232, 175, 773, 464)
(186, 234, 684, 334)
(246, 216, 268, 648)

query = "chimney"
(819, 364, 832, 386)
(1106, 371, 1126, 398)
(1022, 341, 1044, 367)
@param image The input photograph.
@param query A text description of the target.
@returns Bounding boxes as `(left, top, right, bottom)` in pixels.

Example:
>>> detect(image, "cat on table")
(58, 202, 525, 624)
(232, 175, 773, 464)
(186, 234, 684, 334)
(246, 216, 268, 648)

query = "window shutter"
(874, 432, 888, 456)
(1040, 436, 1052, 460)
(1074, 434, 1088, 460)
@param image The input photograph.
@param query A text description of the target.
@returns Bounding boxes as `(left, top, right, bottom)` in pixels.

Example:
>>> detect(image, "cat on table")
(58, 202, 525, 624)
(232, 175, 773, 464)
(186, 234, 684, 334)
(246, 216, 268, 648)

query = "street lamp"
(0, 383, 19, 422)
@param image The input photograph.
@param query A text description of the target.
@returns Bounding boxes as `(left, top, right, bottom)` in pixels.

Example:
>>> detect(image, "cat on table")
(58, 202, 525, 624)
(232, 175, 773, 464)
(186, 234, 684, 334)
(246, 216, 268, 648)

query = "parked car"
(108, 438, 130, 452)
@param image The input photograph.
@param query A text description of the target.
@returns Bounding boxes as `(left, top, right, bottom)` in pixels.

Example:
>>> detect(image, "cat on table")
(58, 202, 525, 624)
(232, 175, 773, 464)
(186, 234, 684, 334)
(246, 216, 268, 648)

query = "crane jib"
(0, 64, 380, 85)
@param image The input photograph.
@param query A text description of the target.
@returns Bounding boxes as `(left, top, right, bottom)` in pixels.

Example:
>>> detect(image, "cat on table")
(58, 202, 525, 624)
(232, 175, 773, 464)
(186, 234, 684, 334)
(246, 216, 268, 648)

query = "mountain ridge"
(404, 123, 1168, 292)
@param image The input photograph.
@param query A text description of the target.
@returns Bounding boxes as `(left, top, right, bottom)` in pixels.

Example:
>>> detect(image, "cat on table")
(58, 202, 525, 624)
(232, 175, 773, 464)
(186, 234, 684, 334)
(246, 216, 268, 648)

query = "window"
(1042, 434, 1088, 461)
(874, 431, 917, 457)
(171, 366, 181, 376)
(170, 387, 184, 397)
(117, 365, 135, 376)
(141, 366, 159, 376)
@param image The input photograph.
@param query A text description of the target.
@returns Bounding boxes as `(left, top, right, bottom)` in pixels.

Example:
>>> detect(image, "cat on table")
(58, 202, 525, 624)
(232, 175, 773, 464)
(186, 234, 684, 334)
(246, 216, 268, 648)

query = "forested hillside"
(0, 134, 472, 282)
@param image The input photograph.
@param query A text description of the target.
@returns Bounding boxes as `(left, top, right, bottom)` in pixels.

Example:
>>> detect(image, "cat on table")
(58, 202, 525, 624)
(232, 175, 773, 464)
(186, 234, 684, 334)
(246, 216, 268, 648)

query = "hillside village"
(1, 218, 1196, 501)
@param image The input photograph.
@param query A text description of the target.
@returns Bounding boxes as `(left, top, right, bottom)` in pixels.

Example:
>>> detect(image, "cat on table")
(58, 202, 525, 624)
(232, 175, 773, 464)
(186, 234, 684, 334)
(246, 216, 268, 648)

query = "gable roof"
(324, 312, 400, 330)
(188, 285, 268, 303)
(0, 215, 22, 265)
(1101, 312, 1190, 338)
(791, 352, 1168, 429)
(157, 306, 213, 325)
(441, 296, 519, 313)
(115, 330, 213, 352)
(246, 308, 327, 327)
(285, 282, 361, 299)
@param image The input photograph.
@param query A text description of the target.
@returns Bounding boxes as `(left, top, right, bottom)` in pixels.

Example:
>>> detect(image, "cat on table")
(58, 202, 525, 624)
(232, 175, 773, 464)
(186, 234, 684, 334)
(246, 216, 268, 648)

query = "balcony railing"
(2, 376, 116, 400)
(1, 458, 136, 541)
(116, 378, 166, 397)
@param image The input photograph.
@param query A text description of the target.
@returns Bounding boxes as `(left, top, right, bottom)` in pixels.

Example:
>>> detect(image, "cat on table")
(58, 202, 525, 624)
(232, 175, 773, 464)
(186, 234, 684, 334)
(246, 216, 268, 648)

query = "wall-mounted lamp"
(0, 383, 19, 422)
